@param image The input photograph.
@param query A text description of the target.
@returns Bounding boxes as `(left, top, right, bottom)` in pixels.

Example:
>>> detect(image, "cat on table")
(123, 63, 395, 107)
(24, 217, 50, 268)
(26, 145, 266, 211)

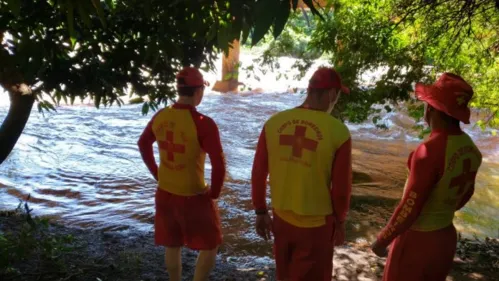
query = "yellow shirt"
(152, 106, 207, 195)
(264, 108, 350, 227)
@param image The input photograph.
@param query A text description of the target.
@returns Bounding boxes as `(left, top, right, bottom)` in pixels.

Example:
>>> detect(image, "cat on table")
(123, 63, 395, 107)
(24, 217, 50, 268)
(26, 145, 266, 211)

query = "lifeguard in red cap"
(251, 67, 352, 281)
(371, 73, 483, 281)
(138, 66, 226, 281)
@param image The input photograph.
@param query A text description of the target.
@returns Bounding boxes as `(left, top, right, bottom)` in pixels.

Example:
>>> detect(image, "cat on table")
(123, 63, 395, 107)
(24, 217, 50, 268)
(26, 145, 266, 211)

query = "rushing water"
(0, 91, 498, 258)
(1, 51, 498, 257)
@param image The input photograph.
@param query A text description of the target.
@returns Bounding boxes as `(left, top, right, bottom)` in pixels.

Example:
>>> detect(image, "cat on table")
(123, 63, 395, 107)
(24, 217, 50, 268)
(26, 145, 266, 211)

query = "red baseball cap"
(415, 72, 473, 124)
(308, 67, 350, 94)
(176, 67, 209, 88)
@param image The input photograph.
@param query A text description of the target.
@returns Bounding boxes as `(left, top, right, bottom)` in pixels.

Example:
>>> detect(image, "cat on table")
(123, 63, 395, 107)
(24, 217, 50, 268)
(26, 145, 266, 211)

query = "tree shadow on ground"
(0, 212, 253, 281)
(346, 194, 399, 243)
(353, 171, 375, 185)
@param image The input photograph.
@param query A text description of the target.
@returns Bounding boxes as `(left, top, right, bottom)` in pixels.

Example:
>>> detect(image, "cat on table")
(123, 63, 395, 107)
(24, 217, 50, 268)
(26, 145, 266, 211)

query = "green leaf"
(144, 43, 157, 62)
(77, 1, 92, 27)
(40, 218, 50, 227)
(273, 0, 291, 39)
(217, 26, 229, 54)
(149, 101, 159, 112)
(66, 0, 77, 47)
(7, 0, 21, 16)
(491, 130, 497, 137)
(476, 120, 486, 130)
(418, 127, 431, 139)
(55, 91, 62, 105)
(206, 22, 218, 42)
(141, 102, 149, 115)
(91, 0, 107, 28)
(37, 101, 56, 113)
(105, 0, 116, 9)
(241, 21, 251, 44)
(102, 95, 108, 107)
(252, 0, 279, 46)
(144, 0, 152, 17)
(95, 95, 101, 109)
(224, 73, 233, 80)
(49, 92, 58, 106)
(200, 65, 210, 72)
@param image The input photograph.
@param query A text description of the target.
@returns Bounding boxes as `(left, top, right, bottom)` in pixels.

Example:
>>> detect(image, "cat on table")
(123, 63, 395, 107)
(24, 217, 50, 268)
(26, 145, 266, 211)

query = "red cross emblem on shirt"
(279, 125, 318, 158)
(449, 158, 477, 195)
(158, 131, 185, 162)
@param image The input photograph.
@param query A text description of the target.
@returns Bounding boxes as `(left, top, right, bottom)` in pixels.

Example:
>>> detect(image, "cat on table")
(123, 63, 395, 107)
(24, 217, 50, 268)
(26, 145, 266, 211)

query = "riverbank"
(1, 207, 497, 281)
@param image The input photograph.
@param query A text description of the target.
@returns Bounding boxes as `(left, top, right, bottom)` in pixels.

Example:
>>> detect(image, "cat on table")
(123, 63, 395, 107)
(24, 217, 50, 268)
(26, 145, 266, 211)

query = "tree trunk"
(212, 40, 242, 93)
(0, 85, 35, 165)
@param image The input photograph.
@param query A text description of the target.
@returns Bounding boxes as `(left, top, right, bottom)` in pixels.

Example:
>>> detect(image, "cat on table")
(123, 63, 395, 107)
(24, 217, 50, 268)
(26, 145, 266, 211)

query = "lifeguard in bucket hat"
(251, 67, 352, 281)
(138, 66, 225, 281)
(415, 72, 474, 123)
(371, 72, 482, 281)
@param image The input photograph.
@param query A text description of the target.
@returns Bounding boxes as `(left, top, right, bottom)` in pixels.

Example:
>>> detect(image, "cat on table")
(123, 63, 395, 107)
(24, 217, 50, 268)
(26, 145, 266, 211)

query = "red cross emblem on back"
(449, 158, 477, 195)
(279, 125, 318, 158)
(158, 131, 186, 162)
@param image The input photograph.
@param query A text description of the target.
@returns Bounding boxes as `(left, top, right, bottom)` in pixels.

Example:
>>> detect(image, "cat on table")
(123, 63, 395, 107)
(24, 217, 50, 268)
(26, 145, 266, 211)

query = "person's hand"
(255, 213, 273, 241)
(333, 220, 346, 246)
(371, 240, 389, 257)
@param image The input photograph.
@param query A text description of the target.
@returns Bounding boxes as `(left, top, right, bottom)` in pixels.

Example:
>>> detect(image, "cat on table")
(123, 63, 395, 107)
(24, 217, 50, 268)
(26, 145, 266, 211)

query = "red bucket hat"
(176, 67, 209, 88)
(415, 73, 473, 124)
(308, 67, 350, 94)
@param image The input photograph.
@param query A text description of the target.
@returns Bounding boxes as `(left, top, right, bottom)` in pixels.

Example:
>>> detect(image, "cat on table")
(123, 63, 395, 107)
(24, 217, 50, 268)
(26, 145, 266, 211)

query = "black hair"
(177, 86, 203, 97)
(177, 77, 202, 97)
(308, 88, 333, 96)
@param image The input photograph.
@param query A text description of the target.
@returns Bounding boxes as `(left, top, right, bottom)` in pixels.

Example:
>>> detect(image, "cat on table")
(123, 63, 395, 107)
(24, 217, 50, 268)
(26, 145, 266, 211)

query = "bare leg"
(165, 247, 182, 281)
(193, 248, 218, 281)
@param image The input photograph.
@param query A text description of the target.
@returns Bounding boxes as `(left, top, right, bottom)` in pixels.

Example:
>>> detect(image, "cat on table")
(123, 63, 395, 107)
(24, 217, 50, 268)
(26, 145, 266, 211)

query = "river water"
(0, 57, 498, 258)
(1, 92, 498, 258)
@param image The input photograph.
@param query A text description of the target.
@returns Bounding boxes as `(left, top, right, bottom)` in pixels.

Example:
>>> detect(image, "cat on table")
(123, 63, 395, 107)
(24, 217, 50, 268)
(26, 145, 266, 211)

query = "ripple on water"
(0, 93, 498, 252)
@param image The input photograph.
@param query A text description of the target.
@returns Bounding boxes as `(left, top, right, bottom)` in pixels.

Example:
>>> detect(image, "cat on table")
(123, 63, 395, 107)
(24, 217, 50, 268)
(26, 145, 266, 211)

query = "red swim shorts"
(272, 213, 335, 281)
(154, 188, 222, 250)
(383, 224, 457, 281)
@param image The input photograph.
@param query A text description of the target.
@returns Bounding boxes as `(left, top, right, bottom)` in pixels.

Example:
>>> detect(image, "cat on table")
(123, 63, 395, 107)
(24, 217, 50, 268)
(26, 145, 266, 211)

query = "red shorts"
(272, 213, 335, 281)
(383, 224, 457, 281)
(154, 188, 222, 250)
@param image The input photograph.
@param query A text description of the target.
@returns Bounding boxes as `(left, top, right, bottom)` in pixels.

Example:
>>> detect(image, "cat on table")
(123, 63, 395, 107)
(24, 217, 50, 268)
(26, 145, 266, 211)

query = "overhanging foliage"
(247, 0, 498, 130)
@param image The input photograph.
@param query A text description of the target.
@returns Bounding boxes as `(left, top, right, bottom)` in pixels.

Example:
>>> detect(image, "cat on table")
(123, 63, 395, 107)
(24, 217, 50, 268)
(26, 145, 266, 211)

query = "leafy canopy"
(247, 0, 498, 130)
(0, 0, 321, 114)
